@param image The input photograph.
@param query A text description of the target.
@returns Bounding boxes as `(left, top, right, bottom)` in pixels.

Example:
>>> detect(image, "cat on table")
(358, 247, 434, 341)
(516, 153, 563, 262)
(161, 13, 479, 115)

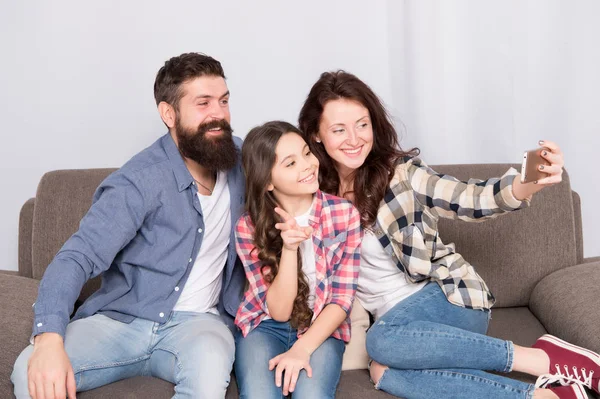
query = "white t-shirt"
(356, 229, 427, 320)
(174, 171, 231, 314)
(295, 207, 317, 310)
(263, 202, 317, 320)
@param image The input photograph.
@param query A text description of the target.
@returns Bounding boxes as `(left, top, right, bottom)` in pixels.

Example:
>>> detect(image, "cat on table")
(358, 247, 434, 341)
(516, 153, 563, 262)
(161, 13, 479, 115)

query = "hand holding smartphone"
(520, 148, 551, 184)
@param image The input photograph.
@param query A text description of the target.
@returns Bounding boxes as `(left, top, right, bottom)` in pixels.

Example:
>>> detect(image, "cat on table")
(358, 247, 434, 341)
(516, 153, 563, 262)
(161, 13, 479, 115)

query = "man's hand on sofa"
(28, 332, 76, 399)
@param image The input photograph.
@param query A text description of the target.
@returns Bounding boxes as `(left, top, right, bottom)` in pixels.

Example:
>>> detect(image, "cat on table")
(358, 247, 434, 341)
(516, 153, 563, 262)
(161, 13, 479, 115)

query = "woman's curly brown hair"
(241, 121, 313, 330)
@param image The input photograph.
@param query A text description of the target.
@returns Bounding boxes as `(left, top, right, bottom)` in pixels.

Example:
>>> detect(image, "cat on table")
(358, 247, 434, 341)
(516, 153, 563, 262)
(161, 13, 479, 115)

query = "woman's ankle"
(513, 345, 550, 376)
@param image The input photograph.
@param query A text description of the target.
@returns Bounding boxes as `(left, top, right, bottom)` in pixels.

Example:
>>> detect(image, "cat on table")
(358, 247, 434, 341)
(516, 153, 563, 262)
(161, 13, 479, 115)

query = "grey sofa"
(1, 164, 599, 399)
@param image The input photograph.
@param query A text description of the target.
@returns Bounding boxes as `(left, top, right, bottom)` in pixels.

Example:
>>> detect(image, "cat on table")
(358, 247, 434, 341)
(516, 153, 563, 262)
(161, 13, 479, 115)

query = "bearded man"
(12, 53, 245, 399)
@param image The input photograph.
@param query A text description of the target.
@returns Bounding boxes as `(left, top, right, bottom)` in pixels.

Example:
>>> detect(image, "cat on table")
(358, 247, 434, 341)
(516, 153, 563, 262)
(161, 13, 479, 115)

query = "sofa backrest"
(434, 164, 578, 307)
(27, 164, 578, 307)
(31, 168, 116, 301)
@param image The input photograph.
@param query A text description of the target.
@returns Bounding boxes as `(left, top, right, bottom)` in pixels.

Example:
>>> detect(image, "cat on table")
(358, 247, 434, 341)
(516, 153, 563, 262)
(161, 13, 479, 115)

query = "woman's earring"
(316, 138, 322, 143)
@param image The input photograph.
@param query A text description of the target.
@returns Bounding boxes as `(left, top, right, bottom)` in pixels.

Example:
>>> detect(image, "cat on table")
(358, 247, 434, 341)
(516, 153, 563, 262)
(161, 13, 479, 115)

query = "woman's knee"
(366, 323, 414, 364)
(366, 324, 388, 361)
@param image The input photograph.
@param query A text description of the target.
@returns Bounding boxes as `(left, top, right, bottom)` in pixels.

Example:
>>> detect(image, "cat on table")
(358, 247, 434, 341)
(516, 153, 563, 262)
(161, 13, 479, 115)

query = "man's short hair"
(153, 52, 225, 109)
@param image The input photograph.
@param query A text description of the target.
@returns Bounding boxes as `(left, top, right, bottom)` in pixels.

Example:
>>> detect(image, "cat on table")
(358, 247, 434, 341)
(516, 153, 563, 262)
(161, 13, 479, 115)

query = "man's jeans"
(12, 311, 235, 398)
(366, 282, 536, 399)
(234, 318, 345, 399)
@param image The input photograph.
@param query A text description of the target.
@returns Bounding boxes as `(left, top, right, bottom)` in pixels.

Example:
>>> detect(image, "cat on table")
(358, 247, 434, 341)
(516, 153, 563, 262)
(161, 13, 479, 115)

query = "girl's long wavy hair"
(298, 71, 419, 228)
(241, 121, 313, 330)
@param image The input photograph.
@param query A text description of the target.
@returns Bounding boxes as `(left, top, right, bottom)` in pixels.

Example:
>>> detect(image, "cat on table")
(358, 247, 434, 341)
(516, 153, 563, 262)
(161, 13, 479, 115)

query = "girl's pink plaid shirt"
(234, 190, 361, 343)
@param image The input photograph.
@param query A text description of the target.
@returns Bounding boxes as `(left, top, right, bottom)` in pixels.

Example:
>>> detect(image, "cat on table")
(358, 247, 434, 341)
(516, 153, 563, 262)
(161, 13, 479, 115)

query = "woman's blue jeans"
(366, 282, 536, 399)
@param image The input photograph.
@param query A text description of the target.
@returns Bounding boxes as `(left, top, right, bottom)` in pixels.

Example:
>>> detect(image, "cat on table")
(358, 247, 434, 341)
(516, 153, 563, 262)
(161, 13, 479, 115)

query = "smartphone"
(520, 148, 551, 184)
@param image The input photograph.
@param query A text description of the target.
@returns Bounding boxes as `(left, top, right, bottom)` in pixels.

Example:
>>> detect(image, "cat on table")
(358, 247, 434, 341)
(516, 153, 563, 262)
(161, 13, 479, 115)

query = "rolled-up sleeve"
(329, 206, 361, 314)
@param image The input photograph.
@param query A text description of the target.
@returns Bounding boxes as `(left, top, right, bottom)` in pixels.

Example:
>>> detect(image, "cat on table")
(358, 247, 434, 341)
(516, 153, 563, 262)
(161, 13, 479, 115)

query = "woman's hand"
(274, 207, 313, 251)
(269, 343, 313, 395)
(535, 140, 565, 186)
(513, 140, 565, 200)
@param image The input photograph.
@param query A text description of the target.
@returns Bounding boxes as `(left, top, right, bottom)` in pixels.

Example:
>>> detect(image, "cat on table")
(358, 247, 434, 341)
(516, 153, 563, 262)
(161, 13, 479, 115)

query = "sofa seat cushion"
(487, 306, 547, 348)
(78, 377, 174, 398)
(75, 370, 395, 399)
(342, 299, 371, 371)
(336, 370, 397, 398)
(487, 306, 548, 386)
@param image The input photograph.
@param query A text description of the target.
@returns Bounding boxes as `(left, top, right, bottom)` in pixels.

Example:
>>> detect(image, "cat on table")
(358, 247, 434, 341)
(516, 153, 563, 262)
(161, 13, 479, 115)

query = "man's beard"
(175, 117, 239, 171)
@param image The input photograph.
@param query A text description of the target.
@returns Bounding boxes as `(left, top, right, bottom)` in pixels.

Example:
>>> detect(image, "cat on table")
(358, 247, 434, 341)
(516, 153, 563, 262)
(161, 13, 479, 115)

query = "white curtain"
(386, 0, 600, 257)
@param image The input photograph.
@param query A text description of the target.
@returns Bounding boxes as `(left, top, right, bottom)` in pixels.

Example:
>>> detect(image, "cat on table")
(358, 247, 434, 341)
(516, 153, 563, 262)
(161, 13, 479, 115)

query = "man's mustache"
(197, 119, 233, 136)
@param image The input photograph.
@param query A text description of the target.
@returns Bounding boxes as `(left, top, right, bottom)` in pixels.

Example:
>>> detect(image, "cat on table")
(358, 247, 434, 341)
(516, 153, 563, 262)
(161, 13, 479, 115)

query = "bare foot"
(513, 345, 550, 376)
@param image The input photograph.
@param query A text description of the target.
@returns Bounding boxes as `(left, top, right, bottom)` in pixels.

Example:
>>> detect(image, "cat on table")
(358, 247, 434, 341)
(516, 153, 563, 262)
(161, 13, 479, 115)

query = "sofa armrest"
(584, 256, 600, 264)
(18, 198, 35, 278)
(529, 261, 600, 353)
(572, 191, 584, 264)
(0, 273, 39, 383)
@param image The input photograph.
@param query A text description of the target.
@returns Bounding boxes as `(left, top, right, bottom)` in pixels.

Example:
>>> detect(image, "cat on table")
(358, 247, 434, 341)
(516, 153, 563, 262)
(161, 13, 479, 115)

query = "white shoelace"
(535, 364, 594, 389)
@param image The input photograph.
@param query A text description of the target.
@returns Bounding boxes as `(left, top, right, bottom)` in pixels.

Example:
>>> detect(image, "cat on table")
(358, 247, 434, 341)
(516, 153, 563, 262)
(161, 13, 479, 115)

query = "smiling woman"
(317, 99, 374, 179)
(297, 70, 597, 399)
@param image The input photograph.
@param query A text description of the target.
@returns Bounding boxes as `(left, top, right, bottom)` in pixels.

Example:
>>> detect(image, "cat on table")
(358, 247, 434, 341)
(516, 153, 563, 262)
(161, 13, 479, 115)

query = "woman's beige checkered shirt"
(373, 157, 529, 310)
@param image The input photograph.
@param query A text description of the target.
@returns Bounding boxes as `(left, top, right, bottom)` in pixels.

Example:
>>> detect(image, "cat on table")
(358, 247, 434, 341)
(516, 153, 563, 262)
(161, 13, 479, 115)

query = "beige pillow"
(342, 299, 371, 370)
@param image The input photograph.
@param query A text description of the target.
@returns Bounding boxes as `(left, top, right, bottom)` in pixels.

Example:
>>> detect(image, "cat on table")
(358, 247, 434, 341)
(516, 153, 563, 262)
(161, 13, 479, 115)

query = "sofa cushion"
(486, 306, 548, 386)
(530, 261, 600, 354)
(29, 165, 578, 310)
(74, 370, 395, 399)
(77, 377, 174, 399)
(487, 306, 547, 347)
(336, 370, 398, 398)
(435, 164, 577, 307)
(31, 169, 116, 302)
(18, 198, 35, 278)
(342, 299, 371, 371)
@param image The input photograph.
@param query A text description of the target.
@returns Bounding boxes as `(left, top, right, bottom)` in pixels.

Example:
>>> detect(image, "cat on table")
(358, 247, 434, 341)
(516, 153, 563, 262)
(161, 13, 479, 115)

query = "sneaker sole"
(573, 383, 588, 399)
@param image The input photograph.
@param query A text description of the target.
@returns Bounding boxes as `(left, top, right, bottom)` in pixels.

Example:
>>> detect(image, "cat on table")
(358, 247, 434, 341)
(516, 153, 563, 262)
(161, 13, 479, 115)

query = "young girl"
(233, 121, 361, 399)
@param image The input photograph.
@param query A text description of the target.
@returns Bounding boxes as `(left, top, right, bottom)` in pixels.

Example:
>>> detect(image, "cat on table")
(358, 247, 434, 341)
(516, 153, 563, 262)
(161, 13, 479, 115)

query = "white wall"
(0, 0, 393, 271)
(1, 1, 598, 272)
(387, 0, 599, 258)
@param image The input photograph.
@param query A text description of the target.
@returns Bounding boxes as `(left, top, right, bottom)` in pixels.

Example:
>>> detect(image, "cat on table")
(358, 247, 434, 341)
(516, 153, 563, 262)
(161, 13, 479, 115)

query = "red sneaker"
(533, 334, 599, 394)
(547, 384, 588, 399)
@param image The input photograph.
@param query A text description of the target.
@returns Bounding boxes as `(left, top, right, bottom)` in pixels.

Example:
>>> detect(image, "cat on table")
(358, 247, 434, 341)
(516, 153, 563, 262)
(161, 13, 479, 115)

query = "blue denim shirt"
(32, 133, 246, 339)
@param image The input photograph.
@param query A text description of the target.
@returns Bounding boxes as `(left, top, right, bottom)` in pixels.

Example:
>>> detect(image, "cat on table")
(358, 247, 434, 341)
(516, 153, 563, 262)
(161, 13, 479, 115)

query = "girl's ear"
(267, 183, 274, 191)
